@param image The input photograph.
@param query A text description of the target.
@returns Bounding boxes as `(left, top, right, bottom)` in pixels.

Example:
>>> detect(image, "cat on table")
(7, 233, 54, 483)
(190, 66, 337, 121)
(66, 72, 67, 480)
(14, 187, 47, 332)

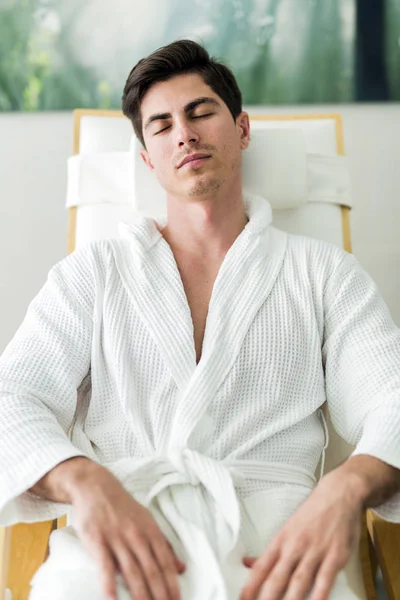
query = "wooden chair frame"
(1, 110, 399, 600)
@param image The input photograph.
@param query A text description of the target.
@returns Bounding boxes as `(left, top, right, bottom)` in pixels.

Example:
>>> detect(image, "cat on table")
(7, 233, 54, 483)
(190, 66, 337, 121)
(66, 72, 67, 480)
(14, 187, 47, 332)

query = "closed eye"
(192, 113, 213, 119)
(154, 113, 213, 135)
(154, 125, 171, 135)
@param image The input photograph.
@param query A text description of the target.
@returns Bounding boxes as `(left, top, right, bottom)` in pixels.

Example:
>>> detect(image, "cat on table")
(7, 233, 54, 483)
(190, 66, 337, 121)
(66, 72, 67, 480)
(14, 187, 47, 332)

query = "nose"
(176, 121, 200, 147)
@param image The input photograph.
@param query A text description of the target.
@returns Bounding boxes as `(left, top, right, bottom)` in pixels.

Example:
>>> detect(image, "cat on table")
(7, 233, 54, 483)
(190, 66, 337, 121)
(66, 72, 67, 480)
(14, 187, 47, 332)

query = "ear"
(237, 112, 251, 150)
(140, 148, 155, 170)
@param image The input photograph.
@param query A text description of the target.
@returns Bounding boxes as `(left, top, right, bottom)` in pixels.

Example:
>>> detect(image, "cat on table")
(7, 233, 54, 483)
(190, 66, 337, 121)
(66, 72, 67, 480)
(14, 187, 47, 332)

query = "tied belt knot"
(168, 447, 201, 487)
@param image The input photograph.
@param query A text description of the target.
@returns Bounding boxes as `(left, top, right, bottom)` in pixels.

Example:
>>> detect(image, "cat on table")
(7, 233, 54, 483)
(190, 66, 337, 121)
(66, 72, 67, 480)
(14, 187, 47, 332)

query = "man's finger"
(308, 552, 341, 600)
(114, 543, 152, 600)
(166, 540, 186, 574)
(175, 557, 186, 574)
(256, 557, 297, 600)
(242, 556, 258, 568)
(150, 536, 182, 600)
(282, 553, 320, 600)
(132, 537, 175, 600)
(93, 541, 118, 600)
(240, 546, 280, 600)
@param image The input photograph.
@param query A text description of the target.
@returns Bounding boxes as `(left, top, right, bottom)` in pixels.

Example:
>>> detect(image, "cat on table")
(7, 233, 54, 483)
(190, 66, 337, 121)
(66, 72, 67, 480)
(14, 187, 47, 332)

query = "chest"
(101, 233, 325, 385)
(176, 259, 222, 363)
(91, 272, 325, 450)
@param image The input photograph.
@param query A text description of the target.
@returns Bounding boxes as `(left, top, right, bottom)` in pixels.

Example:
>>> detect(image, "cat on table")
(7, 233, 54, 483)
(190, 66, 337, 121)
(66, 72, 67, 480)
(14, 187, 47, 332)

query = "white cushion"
(67, 152, 133, 207)
(66, 125, 352, 215)
(242, 128, 308, 208)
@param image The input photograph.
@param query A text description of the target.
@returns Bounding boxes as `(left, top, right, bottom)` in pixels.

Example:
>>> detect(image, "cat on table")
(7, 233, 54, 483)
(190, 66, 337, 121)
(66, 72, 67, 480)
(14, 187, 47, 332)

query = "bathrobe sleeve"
(322, 251, 400, 522)
(0, 247, 96, 526)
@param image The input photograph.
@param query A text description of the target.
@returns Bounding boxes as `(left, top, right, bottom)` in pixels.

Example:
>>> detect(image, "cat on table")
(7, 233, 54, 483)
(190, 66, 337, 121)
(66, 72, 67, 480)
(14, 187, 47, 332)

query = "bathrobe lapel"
(171, 211, 287, 447)
(117, 219, 197, 392)
(117, 195, 287, 448)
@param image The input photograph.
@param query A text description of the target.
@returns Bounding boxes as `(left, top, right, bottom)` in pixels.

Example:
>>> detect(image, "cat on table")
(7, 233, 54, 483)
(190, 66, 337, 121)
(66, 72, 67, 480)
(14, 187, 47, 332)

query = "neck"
(160, 183, 248, 259)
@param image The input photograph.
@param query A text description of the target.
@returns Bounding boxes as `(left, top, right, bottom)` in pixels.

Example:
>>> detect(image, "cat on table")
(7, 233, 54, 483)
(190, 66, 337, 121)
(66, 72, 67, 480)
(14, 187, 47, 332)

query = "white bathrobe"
(0, 194, 399, 599)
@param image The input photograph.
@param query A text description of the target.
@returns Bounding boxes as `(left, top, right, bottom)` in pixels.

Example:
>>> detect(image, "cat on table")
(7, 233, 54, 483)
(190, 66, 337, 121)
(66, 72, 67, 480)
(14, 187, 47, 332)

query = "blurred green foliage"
(0, 0, 398, 112)
(0, 0, 117, 111)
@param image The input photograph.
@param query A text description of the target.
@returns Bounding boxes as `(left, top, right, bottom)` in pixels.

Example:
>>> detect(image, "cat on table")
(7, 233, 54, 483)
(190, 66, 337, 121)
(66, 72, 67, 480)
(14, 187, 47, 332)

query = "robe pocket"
(239, 485, 313, 556)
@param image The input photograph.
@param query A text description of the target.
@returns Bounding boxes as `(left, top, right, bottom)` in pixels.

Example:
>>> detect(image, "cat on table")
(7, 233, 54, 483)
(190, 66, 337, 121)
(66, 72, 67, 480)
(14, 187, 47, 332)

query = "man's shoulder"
(47, 237, 133, 298)
(280, 229, 350, 269)
(273, 227, 355, 289)
(52, 237, 131, 274)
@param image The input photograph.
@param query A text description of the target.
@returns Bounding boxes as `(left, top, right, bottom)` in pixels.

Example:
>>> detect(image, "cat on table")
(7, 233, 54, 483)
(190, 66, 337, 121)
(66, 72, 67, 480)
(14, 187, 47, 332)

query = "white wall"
(0, 113, 73, 352)
(0, 105, 399, 353)
(341, 105, 400, 323)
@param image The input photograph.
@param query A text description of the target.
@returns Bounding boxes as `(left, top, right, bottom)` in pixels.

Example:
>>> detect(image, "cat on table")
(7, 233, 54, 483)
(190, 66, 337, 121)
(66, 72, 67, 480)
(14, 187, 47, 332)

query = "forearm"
(336, 454, 400, 510)
(29, 456, 101, 504)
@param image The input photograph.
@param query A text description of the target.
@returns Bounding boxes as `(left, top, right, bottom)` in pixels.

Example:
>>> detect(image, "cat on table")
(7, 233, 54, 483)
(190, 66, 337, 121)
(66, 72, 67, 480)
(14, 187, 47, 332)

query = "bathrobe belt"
(107, 450, 316, 544)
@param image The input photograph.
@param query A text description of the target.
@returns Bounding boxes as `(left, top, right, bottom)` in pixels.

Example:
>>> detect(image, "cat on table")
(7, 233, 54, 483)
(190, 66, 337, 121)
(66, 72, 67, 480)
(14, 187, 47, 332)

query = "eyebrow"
(144, 96, 221, 130)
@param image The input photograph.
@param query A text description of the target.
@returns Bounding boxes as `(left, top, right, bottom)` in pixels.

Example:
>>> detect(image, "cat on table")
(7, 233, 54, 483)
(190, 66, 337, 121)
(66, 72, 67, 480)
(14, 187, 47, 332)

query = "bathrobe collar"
(117, 193, 287, 449)
(119, 192, 274, 251)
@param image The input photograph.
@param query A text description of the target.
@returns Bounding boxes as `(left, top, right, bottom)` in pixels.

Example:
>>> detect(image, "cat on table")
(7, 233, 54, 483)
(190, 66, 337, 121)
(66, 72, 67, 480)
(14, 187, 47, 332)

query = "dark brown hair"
(122, 39, 242, 147)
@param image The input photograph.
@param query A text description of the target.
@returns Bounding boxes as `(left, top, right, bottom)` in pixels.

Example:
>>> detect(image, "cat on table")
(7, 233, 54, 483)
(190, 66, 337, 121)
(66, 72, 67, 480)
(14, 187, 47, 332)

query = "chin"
(187, 176, 222, 197)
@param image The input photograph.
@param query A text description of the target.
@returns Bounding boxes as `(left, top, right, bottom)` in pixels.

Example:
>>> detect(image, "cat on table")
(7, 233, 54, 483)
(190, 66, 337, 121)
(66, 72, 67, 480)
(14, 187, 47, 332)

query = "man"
(0, 39, 399, 600)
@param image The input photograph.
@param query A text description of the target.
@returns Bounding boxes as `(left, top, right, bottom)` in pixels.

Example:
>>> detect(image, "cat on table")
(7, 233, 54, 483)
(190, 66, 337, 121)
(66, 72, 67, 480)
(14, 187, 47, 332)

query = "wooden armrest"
(0, 527, 11, 600)
(367, 509, 400, 600)
(1, 521, 55, 600)
(359, 512, 378, 600)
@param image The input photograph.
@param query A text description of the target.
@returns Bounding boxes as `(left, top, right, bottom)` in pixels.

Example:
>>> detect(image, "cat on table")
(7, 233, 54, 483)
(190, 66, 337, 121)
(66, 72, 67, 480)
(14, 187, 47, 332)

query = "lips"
(178, 153, 211, 169)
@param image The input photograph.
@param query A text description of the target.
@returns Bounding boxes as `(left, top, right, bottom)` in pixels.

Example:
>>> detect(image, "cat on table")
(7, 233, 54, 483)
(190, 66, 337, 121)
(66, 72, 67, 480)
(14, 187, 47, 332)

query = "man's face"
(140, 73, 250, 199)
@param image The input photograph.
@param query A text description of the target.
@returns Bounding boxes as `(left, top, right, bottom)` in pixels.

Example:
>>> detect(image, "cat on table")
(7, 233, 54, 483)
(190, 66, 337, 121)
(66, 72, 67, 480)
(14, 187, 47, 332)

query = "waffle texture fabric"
(0, 194, 399, 598)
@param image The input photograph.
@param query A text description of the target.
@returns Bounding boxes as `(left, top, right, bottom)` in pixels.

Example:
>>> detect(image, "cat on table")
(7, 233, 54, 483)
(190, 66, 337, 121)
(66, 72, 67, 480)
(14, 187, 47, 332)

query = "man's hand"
(31, 457, 185, 600)
(240, 469, 364, 600)
(70, 463, 185, 600)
